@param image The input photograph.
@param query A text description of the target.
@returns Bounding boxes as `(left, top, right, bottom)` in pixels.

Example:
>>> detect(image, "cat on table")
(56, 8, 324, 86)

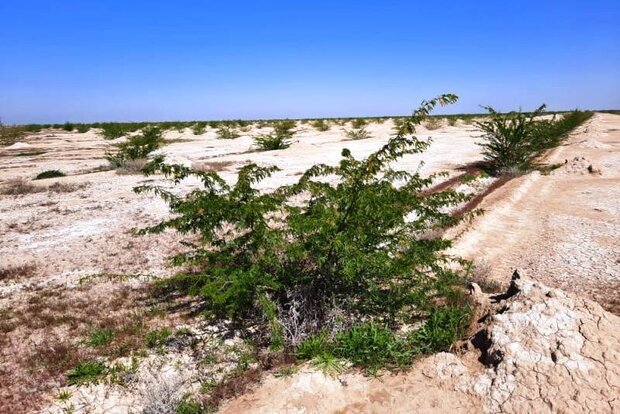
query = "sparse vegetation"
(311, 119, 330, 131)
(106, 126, 164, 170)
(216, 126, 240, 140)
(86, 328, 115, 347)
(344, 126, 371, 140)
(145, 327, 172, 348)
(424, 117, 442, 130)
(192, 122, 207, 135)
(67, 360, 107, 385)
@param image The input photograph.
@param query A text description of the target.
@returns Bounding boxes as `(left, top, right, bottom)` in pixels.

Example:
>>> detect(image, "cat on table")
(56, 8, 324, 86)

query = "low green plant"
(216, 126, 240, 139)
(57, 390, 72, 402)
(76, 124, 90, 133)
(344, 127, 371, 140)
(350, 118, 367, 129)
(253, 133, 291, 151)
(145, 327, 171, 348)
(67, 360, 107, 385)
(192, 123, 207, 135)
(0, 121, 25, 145)
(411, 305, 472, 354)
(176, 397, 203, 414)
(136, 94, 468, 357)
(86, 328, 114, 347)
(62, 122, 75, 132)
(424, 117, 442, 130)
(311, 119, 330, 132)
(35, 170, 66, 180)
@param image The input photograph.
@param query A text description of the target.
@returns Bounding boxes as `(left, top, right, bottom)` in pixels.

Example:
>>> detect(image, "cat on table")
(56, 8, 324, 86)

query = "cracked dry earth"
(450, 113, 620, 314)
(221, 276, 620, 414)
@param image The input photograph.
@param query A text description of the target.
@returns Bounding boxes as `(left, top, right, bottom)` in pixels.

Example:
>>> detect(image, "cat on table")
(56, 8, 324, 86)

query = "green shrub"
(105, 126, 164, 169)
(62, 122, 75, 131)
(76, 124, 90, 133)
(475, 107, 593, 175)
(334, 323, 414, 372)
(344, 127, 371, 140)
(273, 120, 296, 137)
(136, 94, 468, 354)
(424, 117, 442, 130)
(145, 327, 171, 348)
(67, 360, 106, 385)
(216, 126, 240, 139)
(0, 121, 25, 146)
(192, 123, 207, 135)
(311, 119, 330, 132)
(100, 123, 127, 139)
(350, 118, 367, 129)
(35, 170, 66, 180)
(253, 133, 291, 151)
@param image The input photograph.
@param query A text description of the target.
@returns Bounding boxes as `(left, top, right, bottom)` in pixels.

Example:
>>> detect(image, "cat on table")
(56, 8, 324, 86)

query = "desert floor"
(0, 114, 618, 412)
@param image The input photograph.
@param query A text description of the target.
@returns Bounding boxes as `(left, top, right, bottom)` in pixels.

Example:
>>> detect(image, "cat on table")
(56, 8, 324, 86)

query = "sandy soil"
(449, 113, 620, 313)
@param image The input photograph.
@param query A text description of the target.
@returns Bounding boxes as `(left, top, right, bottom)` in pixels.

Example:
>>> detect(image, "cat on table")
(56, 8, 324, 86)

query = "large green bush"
(136, 94, 469, 352)
(475, 106, 593, 175)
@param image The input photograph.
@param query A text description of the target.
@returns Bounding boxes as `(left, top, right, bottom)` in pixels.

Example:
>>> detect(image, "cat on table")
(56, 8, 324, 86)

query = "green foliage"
(67, 360, 107, 385)
(333, 323, 414, 372)
(86, 328, 114, 347)
(62, 122, 75, 131)
(145, 327, 171, 348)
(216, 126, 240, 139)
(105, 126, 164, 168)
(0, 121, 25, 146)
(273, 120, 296, 137)
(192, 122, 207, 135)
(411, 305, 472, 354)
(350, 118, 367, 129)
(253, 133, 291, 151)
(475, 106, 593, 175)
(294, 331, 332, 360)
(345, 127, 371, 140)
(76, 124, 90, 133)
(311, 119, 330, 132)
(176, 397, 203, 414)
(35, 170, 66, 180)
(136, 94, 468, 353)
(57, 390, 72, 402)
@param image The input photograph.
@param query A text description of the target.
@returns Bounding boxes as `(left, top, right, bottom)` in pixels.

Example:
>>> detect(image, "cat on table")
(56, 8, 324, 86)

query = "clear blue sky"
(1, 1, 618, 124)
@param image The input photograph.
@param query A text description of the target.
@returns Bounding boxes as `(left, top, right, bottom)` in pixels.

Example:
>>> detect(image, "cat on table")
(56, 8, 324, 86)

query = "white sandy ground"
(1, 114, 619, 413)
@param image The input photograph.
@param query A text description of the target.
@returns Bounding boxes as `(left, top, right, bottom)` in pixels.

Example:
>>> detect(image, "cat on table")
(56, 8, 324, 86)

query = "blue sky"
(1, 1, 618, 124)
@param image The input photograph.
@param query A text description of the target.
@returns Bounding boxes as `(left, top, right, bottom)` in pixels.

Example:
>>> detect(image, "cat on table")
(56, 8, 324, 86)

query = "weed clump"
(67, 360, 107, 385)
(106, 126, 164, 170)
(311, 119, 330, 131)
(136, 94, 472, 371)
(344, 127, 372, 140)
(216, 126, 240, 140)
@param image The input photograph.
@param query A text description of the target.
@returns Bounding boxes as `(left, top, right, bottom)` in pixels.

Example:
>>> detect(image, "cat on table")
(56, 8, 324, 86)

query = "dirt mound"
(461, 272, 620, 413)
(553, 156, 602, 175)
(221, 273, 620, 413)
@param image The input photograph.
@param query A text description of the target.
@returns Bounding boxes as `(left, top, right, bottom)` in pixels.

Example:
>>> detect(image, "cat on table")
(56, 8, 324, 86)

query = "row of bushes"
(475, 106, 593, 175)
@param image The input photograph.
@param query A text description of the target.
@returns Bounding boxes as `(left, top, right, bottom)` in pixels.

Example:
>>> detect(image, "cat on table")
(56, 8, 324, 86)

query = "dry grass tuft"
(115, 158, 149, 175)
(194, 160, 235, 172)
(0, 178, 45, 196)
(0, 264, 37, 281)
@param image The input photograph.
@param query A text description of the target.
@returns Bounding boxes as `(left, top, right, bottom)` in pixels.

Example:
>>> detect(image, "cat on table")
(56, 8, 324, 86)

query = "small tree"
(475, 105, 546, 175)
(136, 94, 468, 349)
(106, 126, 164, 168)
